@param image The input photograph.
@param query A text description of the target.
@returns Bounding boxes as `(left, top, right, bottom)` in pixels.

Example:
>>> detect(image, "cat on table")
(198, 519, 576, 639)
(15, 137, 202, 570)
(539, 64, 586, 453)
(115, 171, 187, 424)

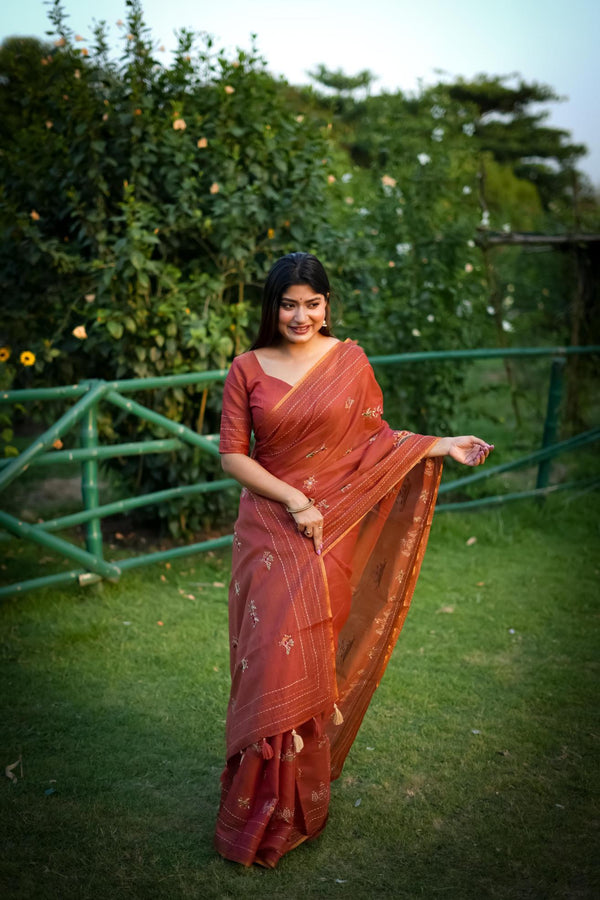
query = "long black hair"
(250, 252, 333, 350)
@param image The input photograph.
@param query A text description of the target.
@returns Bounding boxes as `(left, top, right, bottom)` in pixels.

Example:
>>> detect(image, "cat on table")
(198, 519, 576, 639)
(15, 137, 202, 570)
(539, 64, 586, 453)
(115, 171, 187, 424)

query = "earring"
(323, 318, 327, 327)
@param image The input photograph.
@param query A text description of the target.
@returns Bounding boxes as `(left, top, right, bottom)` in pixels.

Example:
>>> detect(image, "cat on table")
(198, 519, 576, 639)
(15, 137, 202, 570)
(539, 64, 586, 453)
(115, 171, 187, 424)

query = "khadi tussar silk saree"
(215, 339, 442, 867)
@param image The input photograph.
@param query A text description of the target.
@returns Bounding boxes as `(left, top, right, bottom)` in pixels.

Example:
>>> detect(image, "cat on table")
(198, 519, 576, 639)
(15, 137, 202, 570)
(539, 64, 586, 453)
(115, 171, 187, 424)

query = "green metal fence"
(1, 346, 598, 599)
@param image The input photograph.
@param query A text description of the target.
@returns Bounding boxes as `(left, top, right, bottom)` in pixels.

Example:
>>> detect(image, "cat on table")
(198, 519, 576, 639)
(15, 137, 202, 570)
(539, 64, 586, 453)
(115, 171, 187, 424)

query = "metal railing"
(1, 345, 598, 598)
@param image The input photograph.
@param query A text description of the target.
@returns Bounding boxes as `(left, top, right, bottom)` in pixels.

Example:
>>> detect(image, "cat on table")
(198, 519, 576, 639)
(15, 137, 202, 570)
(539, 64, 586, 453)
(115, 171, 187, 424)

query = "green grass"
(1, 492, 599, 899)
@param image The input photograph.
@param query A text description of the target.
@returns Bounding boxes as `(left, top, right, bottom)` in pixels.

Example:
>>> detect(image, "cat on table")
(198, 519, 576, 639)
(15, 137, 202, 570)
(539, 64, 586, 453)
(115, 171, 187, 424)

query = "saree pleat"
(215, 340, 442, 865)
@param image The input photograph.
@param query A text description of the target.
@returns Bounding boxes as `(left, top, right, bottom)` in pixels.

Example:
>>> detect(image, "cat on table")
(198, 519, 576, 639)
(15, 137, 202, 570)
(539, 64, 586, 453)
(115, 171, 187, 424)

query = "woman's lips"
(290, 326, 310, 333)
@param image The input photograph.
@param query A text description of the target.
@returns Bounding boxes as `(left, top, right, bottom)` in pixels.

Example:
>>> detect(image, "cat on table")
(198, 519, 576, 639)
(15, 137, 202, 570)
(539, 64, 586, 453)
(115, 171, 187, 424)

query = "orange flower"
(102, 113, 109, 121)
(45, 120, 53, 129)
(52, 439, 63, 450)
(327, 174, 336, 184)
(209, 182, 220, 194)
(267, 228, 275, 239)
(54, 37, 66, 47)
(134, 108, 142, 115)
(224, 85, 235, 94)
(62, 94, 69, 100)
(116, 19, 124, 26)
(0, 347, 10, 362)
(84, 294, 95, 303)
(197, 137, 208, 148)
(172, 118, 186, 130)
(127, 33, 135, 41)
(81, 48, 89, 57)
(388, 260, 396, 267)
(20, 351, 36, 366)
(381, 174, 397, 188)
(158, 45, 165, 52)
(72, 325, 88, 340)
(75, 34, 84, 41)
(30, 210, 40, 221)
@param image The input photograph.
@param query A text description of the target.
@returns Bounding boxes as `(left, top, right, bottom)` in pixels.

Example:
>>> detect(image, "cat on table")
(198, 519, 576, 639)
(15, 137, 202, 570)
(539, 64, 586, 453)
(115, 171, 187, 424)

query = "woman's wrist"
(429, 437, 453, 457)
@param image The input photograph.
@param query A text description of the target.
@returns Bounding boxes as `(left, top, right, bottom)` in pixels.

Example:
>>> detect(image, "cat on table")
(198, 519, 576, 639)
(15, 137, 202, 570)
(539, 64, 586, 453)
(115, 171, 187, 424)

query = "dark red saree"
(215, 340, 442, 866)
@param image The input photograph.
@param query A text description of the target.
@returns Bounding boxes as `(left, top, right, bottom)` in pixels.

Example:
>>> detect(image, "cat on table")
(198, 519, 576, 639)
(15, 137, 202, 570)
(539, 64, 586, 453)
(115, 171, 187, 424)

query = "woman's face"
(277, 283, 328, 346)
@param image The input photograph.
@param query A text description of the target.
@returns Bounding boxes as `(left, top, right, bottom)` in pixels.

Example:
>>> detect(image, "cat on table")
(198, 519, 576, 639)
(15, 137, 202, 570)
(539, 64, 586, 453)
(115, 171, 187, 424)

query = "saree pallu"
(215, 340, 442, 866)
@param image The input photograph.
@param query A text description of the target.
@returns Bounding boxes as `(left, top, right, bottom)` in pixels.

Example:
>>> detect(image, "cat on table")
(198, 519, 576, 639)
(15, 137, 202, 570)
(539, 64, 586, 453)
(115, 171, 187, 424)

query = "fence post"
(536, 357, 566, 490)
(80, 381, 104, 561)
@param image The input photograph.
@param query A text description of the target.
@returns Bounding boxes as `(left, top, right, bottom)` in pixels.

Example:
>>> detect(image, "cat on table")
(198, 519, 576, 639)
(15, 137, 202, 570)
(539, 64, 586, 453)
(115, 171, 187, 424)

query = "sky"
(3, 0, 599, 186)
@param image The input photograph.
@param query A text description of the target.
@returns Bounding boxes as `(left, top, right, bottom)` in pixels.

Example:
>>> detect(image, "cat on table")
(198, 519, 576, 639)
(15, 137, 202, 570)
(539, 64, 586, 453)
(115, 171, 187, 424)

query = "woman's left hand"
(447, 435, 494, 467)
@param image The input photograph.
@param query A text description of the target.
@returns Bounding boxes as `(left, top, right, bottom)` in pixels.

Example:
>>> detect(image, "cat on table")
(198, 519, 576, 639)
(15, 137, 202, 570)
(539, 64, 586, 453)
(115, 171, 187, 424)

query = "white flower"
(502, 223, 511, 232)
(396, 207, 404, 216)
(417, 153, 431, 165)
(427, 314, 435, 322)
(503, 296, 514, 308)
(411, 328, 421, 337)
(467, 239, 475, 248)
(462, 122, 475, 136)
(462, 185, 472, 195)
(432, 127, 444, 142)
(480, 210, 490, 227)
(486, 306, 495, 315)
(430, 105, 445, 119)
(502, 320, 514, 332)
(358, 207, 369, 216)
(341, 173, 353, 183)
(396, 242, 411, 255)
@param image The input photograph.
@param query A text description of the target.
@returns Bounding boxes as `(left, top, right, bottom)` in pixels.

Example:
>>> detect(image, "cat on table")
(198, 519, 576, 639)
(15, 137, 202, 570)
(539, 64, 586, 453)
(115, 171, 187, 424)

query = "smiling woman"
(214, 252, 493, 867)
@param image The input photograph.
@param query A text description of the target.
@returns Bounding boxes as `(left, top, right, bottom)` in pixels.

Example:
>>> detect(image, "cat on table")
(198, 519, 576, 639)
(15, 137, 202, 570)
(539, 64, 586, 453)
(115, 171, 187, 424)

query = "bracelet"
(286, 498, 315, 515)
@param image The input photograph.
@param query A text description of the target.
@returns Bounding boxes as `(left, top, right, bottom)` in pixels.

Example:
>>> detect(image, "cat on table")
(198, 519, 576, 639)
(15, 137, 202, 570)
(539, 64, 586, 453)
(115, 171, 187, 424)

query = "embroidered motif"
(262, 550, 274, 570)
(393, 429, 413, 448)
(362, 405, 382, 419)
(306, 444, 326, 458)
(233, 530, 242, 551)
(340, 483, 352, 492)
(316, 499, 330, 511)
(344, 447, 353, 455)
(345, 397, 354, 409)
(369, 434, 378, 443)
(280, 748, 296, 762)
(231, 635, 239, 648)
(249, 599, 259, 628)
(297, 767, 303, 779)
(274, 806, 293, 823)
(303, 475, 317, 492)
(234, 580, 240, 595)
(420, 490, 429, 503)
(395, 570, 405, 584)
(311, 782, 328, 803)
(237, 796, 251, 809)
(279, 634, 295, 655)
(424, 458, 434, 475)
(261, 798, 277, 815)
(240, 658, 249, 671)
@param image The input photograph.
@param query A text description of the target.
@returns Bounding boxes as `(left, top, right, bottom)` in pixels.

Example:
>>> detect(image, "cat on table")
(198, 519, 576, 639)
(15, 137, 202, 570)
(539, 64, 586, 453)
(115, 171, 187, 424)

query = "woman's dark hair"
(250, 252, 333, 349)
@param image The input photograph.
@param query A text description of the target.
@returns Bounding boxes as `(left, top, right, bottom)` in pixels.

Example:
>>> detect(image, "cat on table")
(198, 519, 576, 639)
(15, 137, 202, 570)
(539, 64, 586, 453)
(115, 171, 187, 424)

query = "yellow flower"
(224, 85, 235, 94)
(296, 115, 304, 123)
(197, 137, 208, 148)
(20, 351, 36, 366)
(381, 174, 397, 188)
(84, 293, 95, 302)
(267, 228, 275, 239)
(0, 346, 10, 362)
(209, 182, 220, 194)
(30, 210, 40, 221)
(172, 118, 186, 130)
(72, 325, 88, 340)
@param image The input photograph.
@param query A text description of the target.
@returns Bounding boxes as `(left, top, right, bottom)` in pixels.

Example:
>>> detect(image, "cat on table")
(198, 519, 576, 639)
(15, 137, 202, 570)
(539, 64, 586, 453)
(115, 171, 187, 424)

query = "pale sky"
(3, 0, 599, 186)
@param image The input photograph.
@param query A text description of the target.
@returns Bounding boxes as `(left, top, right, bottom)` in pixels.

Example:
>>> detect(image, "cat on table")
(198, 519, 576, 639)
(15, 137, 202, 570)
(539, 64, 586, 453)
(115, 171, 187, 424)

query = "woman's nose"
(293, 306, 308, 322)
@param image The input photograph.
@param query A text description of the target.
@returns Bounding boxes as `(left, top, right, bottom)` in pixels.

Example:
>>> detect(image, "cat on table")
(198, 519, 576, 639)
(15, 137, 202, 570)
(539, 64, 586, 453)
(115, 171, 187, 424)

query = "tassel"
(291, 729, 304, 753)
(332, 703, 344, 725)
(261, 738, 274, 760)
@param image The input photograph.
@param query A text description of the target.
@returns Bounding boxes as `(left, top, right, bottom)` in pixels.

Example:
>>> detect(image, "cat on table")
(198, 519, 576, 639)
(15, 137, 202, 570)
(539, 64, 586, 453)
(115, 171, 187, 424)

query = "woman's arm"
(221, 453, 325, 552)
(428, 435, 494, 467)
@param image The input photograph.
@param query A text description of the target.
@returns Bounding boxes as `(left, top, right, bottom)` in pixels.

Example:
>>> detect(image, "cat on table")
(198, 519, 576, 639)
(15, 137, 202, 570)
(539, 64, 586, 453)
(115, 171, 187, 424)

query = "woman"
(215, 252, 493, 868)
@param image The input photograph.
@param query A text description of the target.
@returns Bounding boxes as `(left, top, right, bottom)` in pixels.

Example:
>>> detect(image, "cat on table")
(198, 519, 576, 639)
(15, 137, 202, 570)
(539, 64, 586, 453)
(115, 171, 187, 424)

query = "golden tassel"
(291, 729, 304, 753)
(332, 703, 344, 725)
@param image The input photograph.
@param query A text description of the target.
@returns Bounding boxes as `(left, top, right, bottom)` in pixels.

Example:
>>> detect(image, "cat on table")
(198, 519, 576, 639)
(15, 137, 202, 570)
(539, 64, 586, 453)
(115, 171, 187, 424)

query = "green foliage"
(1, 4, 597, 533)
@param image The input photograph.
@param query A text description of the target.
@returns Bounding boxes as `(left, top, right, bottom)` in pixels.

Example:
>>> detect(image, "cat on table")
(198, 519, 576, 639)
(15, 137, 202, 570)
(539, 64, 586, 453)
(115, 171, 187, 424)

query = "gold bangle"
(286, 498, 315, 515)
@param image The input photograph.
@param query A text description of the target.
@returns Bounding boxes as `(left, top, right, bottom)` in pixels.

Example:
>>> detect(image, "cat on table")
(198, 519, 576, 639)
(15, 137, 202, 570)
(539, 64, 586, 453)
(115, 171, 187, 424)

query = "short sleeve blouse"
(219, 352, 290, 455)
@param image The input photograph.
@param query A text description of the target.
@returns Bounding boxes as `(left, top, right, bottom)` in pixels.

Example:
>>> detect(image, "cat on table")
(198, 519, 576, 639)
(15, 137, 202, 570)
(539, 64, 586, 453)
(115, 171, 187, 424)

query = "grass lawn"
(1, 490, 598, 899)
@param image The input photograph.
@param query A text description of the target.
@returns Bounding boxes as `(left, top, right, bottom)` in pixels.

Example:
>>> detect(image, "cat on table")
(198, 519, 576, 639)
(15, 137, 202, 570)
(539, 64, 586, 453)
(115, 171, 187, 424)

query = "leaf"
(106, 320, 124, 340)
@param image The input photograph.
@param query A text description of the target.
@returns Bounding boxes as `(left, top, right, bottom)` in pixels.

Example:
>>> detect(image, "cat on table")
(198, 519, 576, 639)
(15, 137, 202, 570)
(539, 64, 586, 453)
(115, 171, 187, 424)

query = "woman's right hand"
(290, 504, 324, 555)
